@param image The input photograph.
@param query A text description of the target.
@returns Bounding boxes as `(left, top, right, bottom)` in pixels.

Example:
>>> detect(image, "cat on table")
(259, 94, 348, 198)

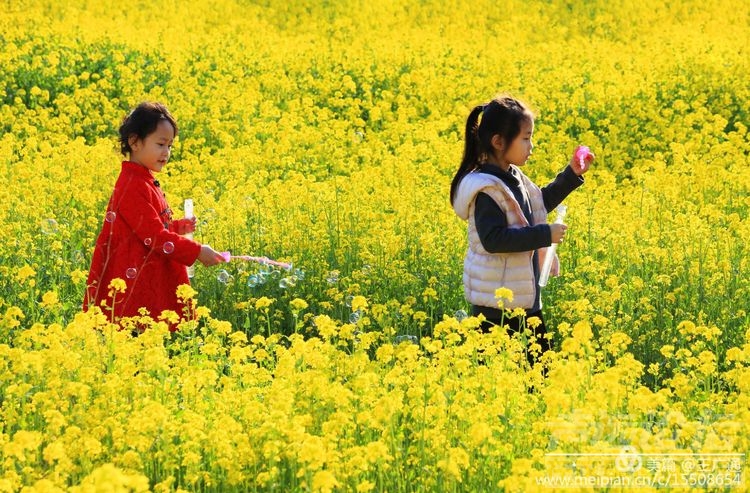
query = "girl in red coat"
(84, 102, 225, 327)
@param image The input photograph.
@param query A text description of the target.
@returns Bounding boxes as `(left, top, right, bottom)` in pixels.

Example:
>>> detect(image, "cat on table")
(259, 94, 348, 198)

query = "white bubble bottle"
(539, 204, 567, 287)
(184, 199, 195, 278)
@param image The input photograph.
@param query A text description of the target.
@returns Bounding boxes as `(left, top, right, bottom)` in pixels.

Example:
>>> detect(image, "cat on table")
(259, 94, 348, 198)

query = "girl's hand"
(197, 245, 226, 266)
(571, 146, 594, 176)
(550, 223, 568, 244)
(175, 217, 197, 235)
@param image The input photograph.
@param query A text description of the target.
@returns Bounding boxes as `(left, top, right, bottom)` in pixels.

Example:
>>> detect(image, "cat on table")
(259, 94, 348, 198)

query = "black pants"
(477, 309, 551, 367)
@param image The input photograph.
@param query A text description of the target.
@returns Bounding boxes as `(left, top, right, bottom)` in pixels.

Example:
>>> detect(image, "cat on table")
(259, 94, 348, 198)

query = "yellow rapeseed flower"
(725, 346, 744, 364)
(571, 320, 593, 342)
(40, 290, 60, 308)
(356, 480, 376, 492)
(158, 310, 180, 325)
(527, 316, 542, 329)
(107, 278, 127, 293)
(605, 331, 632, 356)
(311, 470, 339, 493)
(254, 296, 274, 311)
(17, 264, 36, 283)
(494, 287, 513, 308)
(375, 343, 394, 363)
(70, 269, 88, 284)
(660, 345, 675, 358)
(176, 284, 197, 301)
(290, 298, 309, 312)
(314, 315, 338, 340)
(351, 295, 368, 313)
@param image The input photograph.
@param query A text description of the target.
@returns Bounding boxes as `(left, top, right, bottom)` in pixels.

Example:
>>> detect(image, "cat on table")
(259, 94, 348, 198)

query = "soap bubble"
(126, 267, 137, 279)
(144, 238, 152, 246)
(345, 295, 353, 308)
(70, 250, 84, 264)
(247, 274, 260, 288)
(105, 211, 116, 223)
(293, 268, 306, 280)
(349, 310, 361, 324)
(279, 277, 295, 289)
(395, 334, 419, 345)
(217, 270, 233, 284)
(41, 218, 59, 235)
(326, 272, 339, 284)
(162, 241, 175, 254)
(454, 310, 468, 321)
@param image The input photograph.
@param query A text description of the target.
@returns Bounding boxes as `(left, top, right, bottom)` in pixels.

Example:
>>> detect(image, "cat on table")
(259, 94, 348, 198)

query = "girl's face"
(129, 119, 175, 173)
(492, 118, 534, 169)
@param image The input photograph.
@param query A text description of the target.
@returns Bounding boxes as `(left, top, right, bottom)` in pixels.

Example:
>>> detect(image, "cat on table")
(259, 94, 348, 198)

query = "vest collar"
(479, 163, 521, 187)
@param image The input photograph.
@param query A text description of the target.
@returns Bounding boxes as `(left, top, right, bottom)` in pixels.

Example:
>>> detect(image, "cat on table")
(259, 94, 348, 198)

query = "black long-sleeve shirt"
(472, 163, 583, 318)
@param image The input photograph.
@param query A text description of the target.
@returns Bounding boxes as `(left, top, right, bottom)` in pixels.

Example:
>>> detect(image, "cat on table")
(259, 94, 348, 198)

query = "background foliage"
(1, 0, 749, 491)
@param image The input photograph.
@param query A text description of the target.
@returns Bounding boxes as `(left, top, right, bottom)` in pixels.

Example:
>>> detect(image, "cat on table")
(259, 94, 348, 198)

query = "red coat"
(84, 161, 201, 325)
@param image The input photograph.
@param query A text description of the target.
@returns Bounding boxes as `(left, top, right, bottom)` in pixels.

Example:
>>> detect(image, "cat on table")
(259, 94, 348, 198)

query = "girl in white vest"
(450, 95, 593, 367)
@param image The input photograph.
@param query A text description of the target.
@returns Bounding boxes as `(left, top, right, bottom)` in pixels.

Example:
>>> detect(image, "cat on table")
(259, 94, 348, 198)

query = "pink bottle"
(575, 145, 593, 172)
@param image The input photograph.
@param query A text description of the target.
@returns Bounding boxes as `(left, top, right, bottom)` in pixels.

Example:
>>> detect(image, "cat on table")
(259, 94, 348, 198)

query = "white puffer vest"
(453, 169, 556, 309)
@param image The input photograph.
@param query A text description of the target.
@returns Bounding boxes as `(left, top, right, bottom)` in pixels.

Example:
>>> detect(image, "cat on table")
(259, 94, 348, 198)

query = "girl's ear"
(490, 134, 505, 152)
(128, 134, 141, 151)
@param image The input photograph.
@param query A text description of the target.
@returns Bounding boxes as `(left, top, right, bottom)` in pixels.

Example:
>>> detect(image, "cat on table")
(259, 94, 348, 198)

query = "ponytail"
(449, 105, 484, 205)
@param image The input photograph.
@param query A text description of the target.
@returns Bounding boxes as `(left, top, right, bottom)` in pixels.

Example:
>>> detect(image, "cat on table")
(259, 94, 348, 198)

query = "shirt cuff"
(563, 165, 585, 185)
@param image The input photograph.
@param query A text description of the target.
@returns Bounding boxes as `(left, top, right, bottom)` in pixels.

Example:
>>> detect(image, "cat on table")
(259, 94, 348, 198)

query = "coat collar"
(122, 160, 152, 177)
(122, 161, 160, 187)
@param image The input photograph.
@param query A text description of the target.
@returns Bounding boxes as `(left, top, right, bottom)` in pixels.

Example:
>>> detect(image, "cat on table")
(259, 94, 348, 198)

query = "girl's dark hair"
(449, 95, 533, 204)
(118, 102, 178, 156)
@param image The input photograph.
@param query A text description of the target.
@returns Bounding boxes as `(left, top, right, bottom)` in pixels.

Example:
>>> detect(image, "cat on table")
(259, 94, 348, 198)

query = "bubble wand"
(219, 251, 292, 270)
(538, 204, 567, 287)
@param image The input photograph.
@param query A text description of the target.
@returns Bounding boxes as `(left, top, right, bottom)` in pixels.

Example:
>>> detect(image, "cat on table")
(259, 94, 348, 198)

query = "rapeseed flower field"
(1, 0, 749, 491)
